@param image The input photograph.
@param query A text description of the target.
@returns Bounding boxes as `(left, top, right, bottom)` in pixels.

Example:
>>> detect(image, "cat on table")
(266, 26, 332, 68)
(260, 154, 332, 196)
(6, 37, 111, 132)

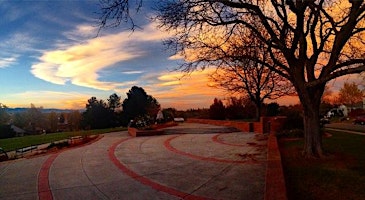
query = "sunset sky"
(0, 1, 363, 110)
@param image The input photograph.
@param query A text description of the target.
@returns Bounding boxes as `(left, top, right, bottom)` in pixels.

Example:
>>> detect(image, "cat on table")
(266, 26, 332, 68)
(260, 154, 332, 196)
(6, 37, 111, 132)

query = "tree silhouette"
(0, 103, 10, 125)
(122, 86, 160, 125)
(82, 97, 112, 129)
(210, 32, 294, 120)
(99, 0, 365, 157)
(209, 98, 225, 120)
(225, 97, 256, 120)
(108, 93, 122, 112)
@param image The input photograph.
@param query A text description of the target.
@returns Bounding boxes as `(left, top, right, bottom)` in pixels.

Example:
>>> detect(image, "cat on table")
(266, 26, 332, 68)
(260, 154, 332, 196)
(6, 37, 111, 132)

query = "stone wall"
(187, 116, 287, 134)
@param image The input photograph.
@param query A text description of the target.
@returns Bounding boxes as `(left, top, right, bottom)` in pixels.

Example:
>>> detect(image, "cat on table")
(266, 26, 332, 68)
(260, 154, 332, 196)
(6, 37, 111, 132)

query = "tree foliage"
(209, 98, 225, 120)
(108, 93, 122, 112)
(122, 86, 161, 125)
(0, 103, 10, 125)
(225, 96, 256, 120)
(82, 97, 113, 129)
(0, 125, 15, 139)
(82, 93, 123, 129)
(338, 82, 364, 107)
(47, 112, 58, 133)
(26, 104, 46, 133)
(67, 110, 82, 131)
(266, 102, 280, 117)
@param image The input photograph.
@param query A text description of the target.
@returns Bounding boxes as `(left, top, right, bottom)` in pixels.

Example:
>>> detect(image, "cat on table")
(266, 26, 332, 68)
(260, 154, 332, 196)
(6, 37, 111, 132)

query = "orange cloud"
(139, 69, 226, 109)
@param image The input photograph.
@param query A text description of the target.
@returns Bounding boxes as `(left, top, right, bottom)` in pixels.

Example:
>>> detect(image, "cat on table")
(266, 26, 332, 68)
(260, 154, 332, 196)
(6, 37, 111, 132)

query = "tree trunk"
(302, 103, 323, 157)
(255, 102, 262, 122)
(299, 86, 326, 158)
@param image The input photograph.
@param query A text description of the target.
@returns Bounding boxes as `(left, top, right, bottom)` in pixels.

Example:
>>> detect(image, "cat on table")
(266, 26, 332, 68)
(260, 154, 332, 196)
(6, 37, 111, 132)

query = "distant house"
(11, 125, 26, 137)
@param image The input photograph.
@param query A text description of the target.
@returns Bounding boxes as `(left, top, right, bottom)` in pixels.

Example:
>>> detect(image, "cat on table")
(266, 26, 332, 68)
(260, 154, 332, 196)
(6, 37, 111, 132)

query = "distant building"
(11, 125, 26, 137)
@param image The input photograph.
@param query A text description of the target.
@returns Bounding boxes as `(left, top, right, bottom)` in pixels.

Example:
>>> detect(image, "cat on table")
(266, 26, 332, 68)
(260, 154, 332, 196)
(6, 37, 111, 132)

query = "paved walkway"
(325, 123, 365, 136)
(0, 123, 267, 200)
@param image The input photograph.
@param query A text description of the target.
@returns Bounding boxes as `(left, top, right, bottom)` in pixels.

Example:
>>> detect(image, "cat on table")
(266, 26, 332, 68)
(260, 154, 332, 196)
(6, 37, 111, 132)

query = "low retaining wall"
(128, 127, 164, 137)
(187, 116, 286, 134)
(265, 133, 287, 200)
(128, 122, 178, 137)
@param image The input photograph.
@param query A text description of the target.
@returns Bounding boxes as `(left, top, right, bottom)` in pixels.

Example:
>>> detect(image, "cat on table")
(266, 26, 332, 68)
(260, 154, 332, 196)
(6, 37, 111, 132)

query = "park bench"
(16, 145, 38, 157)
(174, 118, 185, 122)
(68, 136, 83, 145)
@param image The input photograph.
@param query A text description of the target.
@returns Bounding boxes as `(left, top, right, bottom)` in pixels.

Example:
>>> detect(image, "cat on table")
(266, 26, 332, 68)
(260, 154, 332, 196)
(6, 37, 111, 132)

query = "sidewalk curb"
(325, 128, 365, 136)
(265, 133, 287, 200)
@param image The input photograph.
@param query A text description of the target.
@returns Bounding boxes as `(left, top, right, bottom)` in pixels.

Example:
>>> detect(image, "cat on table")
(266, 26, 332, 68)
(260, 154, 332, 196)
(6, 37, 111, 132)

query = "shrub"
(276, 129, 304, 138)
(0, 125, 15, 139)
(128, 115, 154, 129)
(279, 105, 304, 130)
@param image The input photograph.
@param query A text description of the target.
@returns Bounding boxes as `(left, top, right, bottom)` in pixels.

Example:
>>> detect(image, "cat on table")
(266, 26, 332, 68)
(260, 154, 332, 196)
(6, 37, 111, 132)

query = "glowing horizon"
(0, 1, 363, 111)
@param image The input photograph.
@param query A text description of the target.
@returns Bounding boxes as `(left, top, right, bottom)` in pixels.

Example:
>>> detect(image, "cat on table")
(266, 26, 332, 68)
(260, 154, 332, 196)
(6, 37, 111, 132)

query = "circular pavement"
(0, 123, 267, 200)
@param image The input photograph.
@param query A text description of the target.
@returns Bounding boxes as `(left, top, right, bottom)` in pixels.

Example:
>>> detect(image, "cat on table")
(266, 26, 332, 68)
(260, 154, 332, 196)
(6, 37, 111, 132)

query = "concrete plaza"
(0, 123, 268, 200)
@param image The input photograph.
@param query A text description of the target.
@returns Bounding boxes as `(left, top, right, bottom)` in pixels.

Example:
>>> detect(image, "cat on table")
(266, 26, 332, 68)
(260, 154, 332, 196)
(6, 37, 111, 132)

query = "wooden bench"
(16, 145, 38, 157)
(68, 136, 83, 145)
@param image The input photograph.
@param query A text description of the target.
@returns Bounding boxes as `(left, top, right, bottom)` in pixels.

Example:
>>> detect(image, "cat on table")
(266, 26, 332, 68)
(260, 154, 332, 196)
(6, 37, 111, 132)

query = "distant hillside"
(5, 108, 80, 114)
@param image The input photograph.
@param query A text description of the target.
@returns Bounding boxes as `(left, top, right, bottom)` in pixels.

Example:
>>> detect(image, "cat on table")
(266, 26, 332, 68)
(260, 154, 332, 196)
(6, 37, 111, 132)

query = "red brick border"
(38, 153, 59, 200)
(164, 135, 254, 164)
(37, 135, 104, 200)
(265, 133, 287, 200)
(211, 134, 246, 147)
(108, 138, 211, 200)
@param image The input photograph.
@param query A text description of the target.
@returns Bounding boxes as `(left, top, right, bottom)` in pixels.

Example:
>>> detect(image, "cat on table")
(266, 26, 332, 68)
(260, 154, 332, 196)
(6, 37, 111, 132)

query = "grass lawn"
(279, 130, 365, 200)
(0, 127, 126, 152)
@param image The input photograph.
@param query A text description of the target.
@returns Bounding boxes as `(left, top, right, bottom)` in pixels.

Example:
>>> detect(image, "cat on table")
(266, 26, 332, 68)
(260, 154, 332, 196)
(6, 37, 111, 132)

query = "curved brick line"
(212, 134, 246, 147)
(164, 135, 248, 164)
(109, 138, 210, 200)
(37, 135, 104, 200)
(38, 153, 59, 200)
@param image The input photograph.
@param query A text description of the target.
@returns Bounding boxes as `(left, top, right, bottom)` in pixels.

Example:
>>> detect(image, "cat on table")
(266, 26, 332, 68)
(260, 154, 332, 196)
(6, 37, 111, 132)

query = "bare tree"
(98, 0, 365, 158)
(210, 32, 294, 121)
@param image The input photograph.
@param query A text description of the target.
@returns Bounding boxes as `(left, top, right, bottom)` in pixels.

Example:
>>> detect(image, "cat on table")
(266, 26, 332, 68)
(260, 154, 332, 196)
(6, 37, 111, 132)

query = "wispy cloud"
(63, 24, 99, 41)
(0, 56, 17, 68)
(2, 33, 38, 52)
(31, 22, 170, 91)
(122, 70, 144, 74)
(0, 33, 38, 68)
